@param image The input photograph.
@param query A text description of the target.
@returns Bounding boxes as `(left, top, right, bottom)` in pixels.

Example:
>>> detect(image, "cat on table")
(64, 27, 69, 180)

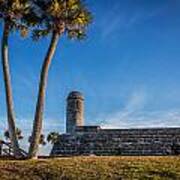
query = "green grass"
(0, 156, 179, 180)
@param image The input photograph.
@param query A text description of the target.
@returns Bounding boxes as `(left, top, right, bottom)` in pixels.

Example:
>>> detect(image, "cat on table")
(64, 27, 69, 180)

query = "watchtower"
(66, 91, 84, 133)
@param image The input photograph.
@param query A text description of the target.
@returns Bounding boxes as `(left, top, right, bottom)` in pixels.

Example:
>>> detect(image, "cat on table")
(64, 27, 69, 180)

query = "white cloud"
(101, 109, 180, 129)
(100, 90, 180, 129)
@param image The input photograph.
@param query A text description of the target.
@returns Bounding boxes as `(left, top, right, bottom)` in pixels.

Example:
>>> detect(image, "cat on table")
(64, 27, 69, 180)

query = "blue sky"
(1, 0, 180, 153)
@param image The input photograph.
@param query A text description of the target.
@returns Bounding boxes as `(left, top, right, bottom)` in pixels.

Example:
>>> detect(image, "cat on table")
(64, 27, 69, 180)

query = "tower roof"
(67, 91, 84, 100)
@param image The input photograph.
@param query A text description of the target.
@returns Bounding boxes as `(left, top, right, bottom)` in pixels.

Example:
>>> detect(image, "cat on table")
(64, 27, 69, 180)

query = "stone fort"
(51, 91, 180, 156)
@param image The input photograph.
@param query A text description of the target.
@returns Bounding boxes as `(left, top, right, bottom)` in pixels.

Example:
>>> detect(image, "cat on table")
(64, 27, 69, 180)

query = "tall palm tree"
(28, 0, 92, 158)
(0, 0, 30, 158)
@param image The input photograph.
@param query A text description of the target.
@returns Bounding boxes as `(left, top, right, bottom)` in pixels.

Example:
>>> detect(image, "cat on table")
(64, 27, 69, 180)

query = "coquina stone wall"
(51, 126, 180, 156)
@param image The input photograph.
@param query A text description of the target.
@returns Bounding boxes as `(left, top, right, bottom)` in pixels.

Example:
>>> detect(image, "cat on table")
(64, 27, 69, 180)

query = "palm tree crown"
(0, 0, 31, 36)
(4, 128, 24, 141)
(28, 134, 46, 146)
(47, 132, 60, 144)
(32, 0, 92, 40)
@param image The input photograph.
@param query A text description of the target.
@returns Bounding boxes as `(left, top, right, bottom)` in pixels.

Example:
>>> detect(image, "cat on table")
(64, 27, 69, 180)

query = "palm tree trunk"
(28, 32, 59, 159)
(1, 22, 21, 158)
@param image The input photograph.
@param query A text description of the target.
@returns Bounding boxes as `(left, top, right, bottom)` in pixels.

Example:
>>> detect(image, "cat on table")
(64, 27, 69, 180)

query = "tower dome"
(67, 91, 84, 100)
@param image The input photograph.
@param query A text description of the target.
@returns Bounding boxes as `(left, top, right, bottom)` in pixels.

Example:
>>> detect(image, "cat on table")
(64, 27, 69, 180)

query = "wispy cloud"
(99, 3, 167, 40)
(102, 110, 180, 129)
(100, 90, 180, 129)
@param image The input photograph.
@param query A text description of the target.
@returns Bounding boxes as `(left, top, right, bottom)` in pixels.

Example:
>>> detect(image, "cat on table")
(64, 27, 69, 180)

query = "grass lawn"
(0, 156, 179, 180)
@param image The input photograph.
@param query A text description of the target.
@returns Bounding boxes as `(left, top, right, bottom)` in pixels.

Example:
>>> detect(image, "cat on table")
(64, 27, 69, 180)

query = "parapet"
(75, 126, 101, 133)
(67, 91, 84, 100)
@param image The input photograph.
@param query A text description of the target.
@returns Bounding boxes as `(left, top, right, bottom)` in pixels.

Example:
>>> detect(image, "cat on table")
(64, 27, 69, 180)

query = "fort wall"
(51, 126, 180, 156)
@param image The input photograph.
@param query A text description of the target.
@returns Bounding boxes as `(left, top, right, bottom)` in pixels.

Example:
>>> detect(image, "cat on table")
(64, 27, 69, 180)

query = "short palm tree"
(4, 128, 24, 155)
(0, 0, 30, 158)
(4, 128, 24, 141)
(28, 0, 92, 159)
(47, 132, 60, 144)
(28, 134, 46, 146)
(39, 134, 46, 146)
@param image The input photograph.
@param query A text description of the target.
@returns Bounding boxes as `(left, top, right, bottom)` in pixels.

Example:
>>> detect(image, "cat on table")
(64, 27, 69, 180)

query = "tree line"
(0, 0, 92, 159)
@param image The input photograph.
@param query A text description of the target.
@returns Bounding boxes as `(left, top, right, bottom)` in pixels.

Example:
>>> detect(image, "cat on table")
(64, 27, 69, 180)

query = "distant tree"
(39, 134, 47, 146)
(0, 0, 31, 158)
(3, 128, 23, 155)
(28, 134, 46, 146)
(4, 128, 24, 141)
(28, 0, 92, 159)
(47, 132, 60, 144)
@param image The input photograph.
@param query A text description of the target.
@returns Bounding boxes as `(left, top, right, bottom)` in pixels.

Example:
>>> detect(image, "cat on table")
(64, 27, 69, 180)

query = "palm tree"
(28, 0, 92, 159)
(47, 132, 60, 144)
(4, 128, 24, 154)
(0, 0, 30, 158)
(29, 134, 46, 146)
(4, 128, 24, 141)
